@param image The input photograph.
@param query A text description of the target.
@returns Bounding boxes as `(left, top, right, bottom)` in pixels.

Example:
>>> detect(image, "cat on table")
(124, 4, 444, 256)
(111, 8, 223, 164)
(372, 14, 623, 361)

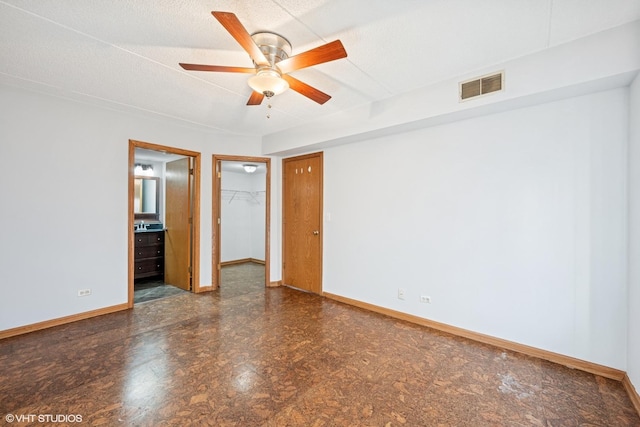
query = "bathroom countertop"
(134, 228, 165, 233)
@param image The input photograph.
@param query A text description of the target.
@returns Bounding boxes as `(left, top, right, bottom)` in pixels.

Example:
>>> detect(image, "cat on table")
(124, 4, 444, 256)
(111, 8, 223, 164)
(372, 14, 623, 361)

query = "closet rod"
(221, 189, 265, 204)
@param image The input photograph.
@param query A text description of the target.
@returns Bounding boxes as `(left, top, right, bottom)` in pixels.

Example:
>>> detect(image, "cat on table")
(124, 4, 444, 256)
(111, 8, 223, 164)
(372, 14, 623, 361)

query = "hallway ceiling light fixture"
(243, 164, 258, 173)
(134, 163, 154, 176)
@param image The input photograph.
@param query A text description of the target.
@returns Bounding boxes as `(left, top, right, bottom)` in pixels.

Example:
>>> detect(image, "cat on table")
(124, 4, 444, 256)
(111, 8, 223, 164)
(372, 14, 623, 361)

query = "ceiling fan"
(179, 11, 348, 106)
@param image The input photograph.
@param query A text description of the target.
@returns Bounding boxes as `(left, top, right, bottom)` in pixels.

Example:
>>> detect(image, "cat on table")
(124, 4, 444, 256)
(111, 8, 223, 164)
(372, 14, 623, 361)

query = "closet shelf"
(221, 189, 266, 204)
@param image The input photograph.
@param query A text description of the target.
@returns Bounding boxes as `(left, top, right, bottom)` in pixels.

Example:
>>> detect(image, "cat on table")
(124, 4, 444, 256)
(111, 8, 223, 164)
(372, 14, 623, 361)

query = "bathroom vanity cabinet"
(134, 230, 164, 280)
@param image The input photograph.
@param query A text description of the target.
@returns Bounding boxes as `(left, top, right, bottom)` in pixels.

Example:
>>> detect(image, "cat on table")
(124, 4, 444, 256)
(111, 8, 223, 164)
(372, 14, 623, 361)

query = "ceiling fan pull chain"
(266, 102, 272, 119)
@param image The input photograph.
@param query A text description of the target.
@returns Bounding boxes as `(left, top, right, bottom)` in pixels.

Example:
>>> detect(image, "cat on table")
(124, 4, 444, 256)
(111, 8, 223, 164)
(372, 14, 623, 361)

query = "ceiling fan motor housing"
(251, 32, 292, 68)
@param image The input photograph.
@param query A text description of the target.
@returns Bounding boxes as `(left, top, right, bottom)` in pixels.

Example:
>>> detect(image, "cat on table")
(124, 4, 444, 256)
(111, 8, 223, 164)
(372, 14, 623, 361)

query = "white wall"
(323, 88, 628, 369)
(250, 172, 267, 261)
(221, 171, 252, 262)
(220, 170, 266, 262)
(629, 74, 640, 390)
(0, 83, 263, 331)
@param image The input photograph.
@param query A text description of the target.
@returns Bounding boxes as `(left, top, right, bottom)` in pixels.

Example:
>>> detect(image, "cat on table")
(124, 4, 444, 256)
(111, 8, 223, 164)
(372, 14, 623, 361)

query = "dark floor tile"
(134, 279, 187, 304)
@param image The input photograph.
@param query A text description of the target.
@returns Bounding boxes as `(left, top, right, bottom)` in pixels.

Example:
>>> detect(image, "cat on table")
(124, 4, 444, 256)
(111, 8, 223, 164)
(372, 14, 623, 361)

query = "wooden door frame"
(282, 152, 324, 293)
(128, 140, 202, 308)
(212, 155, 271, 290)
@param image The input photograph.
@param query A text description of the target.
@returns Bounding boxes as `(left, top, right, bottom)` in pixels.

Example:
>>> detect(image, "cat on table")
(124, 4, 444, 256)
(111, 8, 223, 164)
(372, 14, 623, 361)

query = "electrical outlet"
(420, 295, 431, 304)
(398, 288, 406, 300)
(78, 289, 91, 297)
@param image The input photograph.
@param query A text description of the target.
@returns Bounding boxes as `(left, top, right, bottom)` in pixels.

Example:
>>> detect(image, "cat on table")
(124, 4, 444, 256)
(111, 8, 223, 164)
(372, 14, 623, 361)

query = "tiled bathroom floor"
(134, 278, 187, 304)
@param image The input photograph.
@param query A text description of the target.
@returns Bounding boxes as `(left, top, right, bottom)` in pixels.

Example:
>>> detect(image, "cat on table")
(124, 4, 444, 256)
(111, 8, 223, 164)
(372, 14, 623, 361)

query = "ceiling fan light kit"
(248, 68, 289, 98)
(179, 11, 347, 106)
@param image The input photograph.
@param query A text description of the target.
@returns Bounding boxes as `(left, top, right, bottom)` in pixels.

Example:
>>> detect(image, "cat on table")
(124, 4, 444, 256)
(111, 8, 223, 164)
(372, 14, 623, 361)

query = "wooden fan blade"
(212, 11, 269, 66)
(282, 75, 331, 105)
(179, 63, 255, 73)
(247, 91, 265, 106)
(277, 40, 347, 74)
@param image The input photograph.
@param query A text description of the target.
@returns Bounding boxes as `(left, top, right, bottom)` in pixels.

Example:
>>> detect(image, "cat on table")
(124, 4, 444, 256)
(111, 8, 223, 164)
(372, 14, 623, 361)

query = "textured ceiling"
(1, 0, 639, 137)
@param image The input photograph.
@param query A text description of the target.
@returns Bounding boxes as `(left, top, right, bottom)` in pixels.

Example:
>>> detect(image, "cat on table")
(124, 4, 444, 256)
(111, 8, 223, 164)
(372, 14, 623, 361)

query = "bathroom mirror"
(134, 176, 159, 220)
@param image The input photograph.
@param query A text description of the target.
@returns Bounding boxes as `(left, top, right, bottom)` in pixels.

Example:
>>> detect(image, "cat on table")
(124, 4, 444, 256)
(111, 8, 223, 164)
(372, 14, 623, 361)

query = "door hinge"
(217, 264, 221, 271)
(217, 217, 221, 225)
(190, 168, 194, 175)
(217, 171, 221, 179)
(189, 217, 193, 224)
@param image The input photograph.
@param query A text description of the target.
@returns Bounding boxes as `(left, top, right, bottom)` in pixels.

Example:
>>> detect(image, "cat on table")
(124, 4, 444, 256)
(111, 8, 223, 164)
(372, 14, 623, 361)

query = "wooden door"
(283, 152, 323, 294)
(165, 157, 192, 291)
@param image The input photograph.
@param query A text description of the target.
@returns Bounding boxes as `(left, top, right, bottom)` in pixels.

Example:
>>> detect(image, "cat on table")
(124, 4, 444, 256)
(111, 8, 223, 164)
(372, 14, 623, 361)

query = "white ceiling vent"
(459, 71, 504, 101)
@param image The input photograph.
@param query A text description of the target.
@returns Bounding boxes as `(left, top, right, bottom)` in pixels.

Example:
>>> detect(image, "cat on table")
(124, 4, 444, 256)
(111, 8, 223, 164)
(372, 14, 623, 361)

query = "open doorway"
(212, 155, 270, 292)
(128, 140, 201, 306)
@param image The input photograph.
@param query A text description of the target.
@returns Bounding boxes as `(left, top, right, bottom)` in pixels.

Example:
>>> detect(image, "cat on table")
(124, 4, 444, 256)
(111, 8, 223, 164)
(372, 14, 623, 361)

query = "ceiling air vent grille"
(460, 71, 504, 101)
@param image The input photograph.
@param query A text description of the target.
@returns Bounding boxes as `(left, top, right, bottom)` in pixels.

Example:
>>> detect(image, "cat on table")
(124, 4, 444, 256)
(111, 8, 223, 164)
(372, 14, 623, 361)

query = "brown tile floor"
(1, 263, 638, 426)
